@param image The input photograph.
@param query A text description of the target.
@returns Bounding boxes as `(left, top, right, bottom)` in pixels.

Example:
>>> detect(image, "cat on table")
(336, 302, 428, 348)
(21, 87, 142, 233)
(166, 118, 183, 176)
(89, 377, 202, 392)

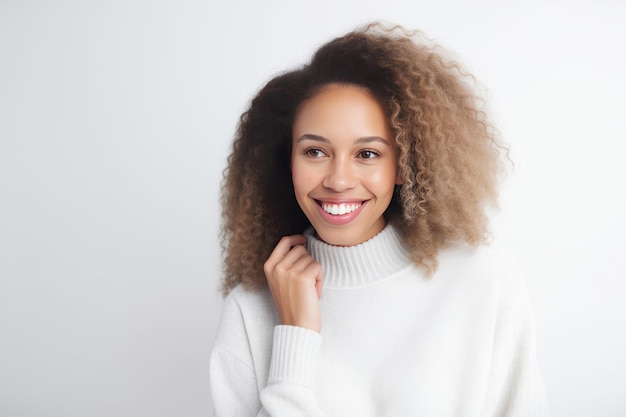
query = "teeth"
(322, 202, 361, 215)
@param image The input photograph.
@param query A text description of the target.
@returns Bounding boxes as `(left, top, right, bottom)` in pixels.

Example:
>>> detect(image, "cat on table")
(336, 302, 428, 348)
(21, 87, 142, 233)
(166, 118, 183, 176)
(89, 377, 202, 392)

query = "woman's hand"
(264, 235, 323, 333)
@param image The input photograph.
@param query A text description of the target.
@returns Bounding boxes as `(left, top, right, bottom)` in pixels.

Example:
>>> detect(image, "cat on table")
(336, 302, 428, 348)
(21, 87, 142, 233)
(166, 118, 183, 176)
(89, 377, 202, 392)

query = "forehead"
(293, 84, 390, 138)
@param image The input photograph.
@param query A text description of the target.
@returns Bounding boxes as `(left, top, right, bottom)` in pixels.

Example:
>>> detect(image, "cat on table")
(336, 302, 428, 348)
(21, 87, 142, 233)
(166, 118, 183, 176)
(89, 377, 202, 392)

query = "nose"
(322, 157, 357, 192)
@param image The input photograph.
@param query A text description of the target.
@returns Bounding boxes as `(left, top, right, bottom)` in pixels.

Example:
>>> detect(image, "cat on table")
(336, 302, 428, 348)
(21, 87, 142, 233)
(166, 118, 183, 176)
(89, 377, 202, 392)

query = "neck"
(305, 225, 411, 288)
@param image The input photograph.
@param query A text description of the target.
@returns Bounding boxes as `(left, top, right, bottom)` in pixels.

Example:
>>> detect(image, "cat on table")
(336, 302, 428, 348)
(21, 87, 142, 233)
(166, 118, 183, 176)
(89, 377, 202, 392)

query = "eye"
(304, 148, 326, 158)
(357, 149, 380, 159)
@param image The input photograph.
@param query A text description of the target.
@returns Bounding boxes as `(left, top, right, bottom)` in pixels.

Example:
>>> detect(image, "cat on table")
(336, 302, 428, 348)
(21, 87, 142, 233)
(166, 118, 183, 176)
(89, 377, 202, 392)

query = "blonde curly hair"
(220, 22, 506, 295)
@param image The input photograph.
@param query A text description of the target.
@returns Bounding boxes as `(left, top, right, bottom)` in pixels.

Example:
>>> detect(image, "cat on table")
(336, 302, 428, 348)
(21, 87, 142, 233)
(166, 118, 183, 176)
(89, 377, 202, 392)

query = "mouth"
(313, 199, 367, 225)
(319, 201, 363, 216)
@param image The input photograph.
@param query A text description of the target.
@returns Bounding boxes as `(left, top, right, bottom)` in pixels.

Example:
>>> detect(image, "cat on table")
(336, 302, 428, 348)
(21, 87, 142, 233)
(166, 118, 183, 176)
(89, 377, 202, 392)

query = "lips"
(314, 199, 367, 225)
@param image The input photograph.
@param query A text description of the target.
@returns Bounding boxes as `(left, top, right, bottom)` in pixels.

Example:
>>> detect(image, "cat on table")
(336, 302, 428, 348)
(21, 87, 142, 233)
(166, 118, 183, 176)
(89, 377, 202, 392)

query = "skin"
(264, 84, 401, 333)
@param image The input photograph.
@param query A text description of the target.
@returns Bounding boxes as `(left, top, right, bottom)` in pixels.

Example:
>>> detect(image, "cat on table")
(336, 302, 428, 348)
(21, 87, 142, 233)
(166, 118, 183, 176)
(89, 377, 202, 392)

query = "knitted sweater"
(210, 225, 549, 416)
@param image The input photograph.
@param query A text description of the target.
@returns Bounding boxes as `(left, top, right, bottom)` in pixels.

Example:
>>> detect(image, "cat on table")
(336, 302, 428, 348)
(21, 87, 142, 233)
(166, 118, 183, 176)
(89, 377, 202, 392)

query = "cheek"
(367, 166, 397, 192)
(291, 164, 311, 196)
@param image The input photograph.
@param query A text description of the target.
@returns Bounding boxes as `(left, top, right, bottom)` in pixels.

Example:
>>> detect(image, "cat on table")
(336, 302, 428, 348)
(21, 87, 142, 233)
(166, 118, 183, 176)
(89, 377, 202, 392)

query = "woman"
(211, 22, 548, 416)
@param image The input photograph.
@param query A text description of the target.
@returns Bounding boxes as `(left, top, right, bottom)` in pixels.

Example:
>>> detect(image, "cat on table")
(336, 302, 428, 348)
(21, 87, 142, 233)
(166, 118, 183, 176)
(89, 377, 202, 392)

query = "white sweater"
(210, 225, 549, 416)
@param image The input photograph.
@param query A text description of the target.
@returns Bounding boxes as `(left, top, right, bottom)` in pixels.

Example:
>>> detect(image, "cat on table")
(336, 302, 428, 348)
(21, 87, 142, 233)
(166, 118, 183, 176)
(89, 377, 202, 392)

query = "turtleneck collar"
(304, 224, 412, 289)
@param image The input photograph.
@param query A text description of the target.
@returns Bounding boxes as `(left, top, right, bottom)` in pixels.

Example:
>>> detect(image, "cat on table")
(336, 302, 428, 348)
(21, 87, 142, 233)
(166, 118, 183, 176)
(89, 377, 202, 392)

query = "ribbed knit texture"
(269, 326, 322, 388)
(304, 225, 411, 288)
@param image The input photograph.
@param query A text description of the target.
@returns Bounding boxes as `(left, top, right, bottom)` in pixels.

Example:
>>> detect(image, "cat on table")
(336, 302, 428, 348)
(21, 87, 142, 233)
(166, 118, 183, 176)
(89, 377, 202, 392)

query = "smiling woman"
(211, 22, 549, 416)
(291, 84, 400, 247)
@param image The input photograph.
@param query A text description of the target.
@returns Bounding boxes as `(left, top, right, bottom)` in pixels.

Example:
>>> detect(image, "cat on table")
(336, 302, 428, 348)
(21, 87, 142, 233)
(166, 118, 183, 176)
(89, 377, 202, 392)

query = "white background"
(1, 1, 625, 416)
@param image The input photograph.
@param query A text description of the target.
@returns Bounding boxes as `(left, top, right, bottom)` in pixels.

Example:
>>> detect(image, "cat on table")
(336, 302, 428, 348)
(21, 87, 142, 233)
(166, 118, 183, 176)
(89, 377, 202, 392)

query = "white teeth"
(322, 202, 361, 215)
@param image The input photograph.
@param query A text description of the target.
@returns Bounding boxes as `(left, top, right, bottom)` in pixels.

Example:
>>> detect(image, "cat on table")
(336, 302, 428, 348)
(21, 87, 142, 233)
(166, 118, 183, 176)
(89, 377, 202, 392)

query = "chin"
(313, 227, 364, 247)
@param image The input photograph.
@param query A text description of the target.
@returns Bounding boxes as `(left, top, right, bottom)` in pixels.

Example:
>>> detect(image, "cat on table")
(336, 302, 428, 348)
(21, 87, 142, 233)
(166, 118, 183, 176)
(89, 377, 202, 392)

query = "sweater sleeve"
(210, 288, 325, 417)
(481, 263, 549, 417)
(260, 326, 325, 416)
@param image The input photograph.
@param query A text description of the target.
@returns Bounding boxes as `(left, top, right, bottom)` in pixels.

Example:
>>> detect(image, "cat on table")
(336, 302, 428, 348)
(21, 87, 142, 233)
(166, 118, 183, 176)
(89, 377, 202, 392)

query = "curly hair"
(220, 22, 506, 295)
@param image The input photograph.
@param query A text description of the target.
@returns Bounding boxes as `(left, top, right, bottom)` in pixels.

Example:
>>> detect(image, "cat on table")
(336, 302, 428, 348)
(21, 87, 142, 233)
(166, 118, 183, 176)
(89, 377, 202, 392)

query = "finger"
(287, 253, 318, 277)
(296, 260, 323, 298)
(264, 235, 307, 272)
(278, 234, 307, 249)
(269, 234, 307, 260)
(315, 269, 323, 299)
(276, 245, 313, 272)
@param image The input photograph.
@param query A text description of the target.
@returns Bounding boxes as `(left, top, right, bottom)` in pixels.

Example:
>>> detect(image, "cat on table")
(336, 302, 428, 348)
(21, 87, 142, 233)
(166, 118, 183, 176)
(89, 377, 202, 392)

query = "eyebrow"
(295, 134, 391, 146)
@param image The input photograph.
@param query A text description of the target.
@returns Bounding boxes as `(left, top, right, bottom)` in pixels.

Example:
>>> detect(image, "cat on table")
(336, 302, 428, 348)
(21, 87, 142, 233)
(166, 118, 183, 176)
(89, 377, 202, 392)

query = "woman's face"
(291, 84, 401, 246)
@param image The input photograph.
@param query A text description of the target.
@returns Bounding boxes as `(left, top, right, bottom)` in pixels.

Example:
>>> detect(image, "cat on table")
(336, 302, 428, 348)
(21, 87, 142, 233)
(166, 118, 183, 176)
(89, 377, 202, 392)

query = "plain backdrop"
(1, 0, 625, 416)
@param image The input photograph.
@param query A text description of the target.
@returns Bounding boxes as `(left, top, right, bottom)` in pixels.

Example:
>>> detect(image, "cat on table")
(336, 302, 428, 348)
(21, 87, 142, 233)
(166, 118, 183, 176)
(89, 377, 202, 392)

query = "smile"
(313, 199, 367, 226)
(321, 202, 362, 215)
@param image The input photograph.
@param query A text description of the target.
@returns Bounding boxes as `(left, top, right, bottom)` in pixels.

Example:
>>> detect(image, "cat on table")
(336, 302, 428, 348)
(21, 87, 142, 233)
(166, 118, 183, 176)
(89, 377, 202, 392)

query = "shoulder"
(433, 244, 537, 334)
(218, 284, 278, 331)
(437, 242, 518, 271)
(224, 283, 276, 314)
(437, 244, 523, 282)
(434, 244, 529, 304)
(213, 284, 278, 359)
